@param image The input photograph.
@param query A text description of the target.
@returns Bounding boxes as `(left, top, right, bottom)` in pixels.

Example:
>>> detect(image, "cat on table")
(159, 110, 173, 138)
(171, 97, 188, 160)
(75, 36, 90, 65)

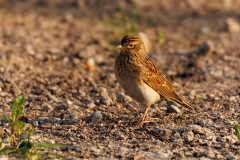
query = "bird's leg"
(142, 107, 149, 121)
(139, 105, 158, 127)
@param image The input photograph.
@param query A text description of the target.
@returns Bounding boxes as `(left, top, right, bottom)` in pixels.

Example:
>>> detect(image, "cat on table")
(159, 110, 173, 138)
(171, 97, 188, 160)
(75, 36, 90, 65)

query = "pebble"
(86, 101, 96, 110)
(229, 96, 236, 101)
(227, 153, 237, 160)
(145, 151, 170, 159)
(86, 58, 96, 71)
(197, 119, 213, 127)
(118, 146, 128, 155)
(200, 26, 211, 34)
(206, 149, 215, 158)
(186, 131, 194, 142)
(102, 97, 112, 106)
(117, 92, 132, 103)
(88, 111, 102, 122)
(79, 45, 97, 58)
(99, 87, 109, 98)
(167, 105, 180, 113)
(89, 147, 101, 155)
(32, 121, 39, 127)
(226, 18, 240, 33)
(224, 134, 239, 143)
(42, 104, 53, 113)
(216, 154, 224, 159)
(194, 40, 214, 56)
(190, 125, 214, 136)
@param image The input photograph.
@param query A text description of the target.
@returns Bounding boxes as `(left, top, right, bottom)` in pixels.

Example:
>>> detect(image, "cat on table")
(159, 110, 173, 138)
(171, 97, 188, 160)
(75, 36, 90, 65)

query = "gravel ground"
(0, 1, 240, 159)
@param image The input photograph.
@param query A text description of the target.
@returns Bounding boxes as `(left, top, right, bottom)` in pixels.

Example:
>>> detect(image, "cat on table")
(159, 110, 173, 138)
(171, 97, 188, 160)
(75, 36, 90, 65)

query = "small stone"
(229, 96, 236, 101)
(216, 154, 224, 159)
(193, 40, 214, 56)
(75, 146, 82, 152)
(79, 45, 97, 58)
(5, 129, 11, 135)
(197, 119, 213, 127)
(32, 121, 39, 127)
(66, 145, 76, 150)
(189, 90, 196, 98)
(35, 53, 44, 60)
(145, 151, 170, 159)
(118, 147, 128, 155)
(25, 45, 35, 55)
(167, 105, 180, 113)
(186, 131, 194, 142)
(190, 125, 214, 136)
(86, 101, 95, 109)
(42, 104, 53, 113)
(62, 56, 69, 64)
(49, 48, 61, 54)
(206, 149, 215, 158)
(117, 92, 132, 103)
(102, 97, 112, 106)
(85, 58, 96, 71)
(200, 26, 211, 34)
(47, 139, 55, 143)
(134, 154, 145, 160)
(99, 87, 109, 98)
(93, 55, 104, 64)
(226, 18, 240, 33)
(89, 147, 100, 155)
(67, 100, 73, 105)
(227, 153, 237, 160)
(224, 134, 239, 143)
(88, 111, 102, 122)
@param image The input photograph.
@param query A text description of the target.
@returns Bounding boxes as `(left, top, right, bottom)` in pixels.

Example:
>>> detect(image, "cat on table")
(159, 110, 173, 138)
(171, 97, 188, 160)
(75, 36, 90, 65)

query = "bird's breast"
(116, 72, 160, 105)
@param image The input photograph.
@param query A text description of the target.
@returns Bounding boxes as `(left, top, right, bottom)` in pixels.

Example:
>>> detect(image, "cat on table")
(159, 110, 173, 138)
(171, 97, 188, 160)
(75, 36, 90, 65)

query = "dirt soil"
(0, 0, 240, 159)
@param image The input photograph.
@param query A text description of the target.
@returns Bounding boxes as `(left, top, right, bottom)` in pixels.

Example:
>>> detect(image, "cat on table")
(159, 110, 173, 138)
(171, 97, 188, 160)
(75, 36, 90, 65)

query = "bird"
(114, 34, 195, 127)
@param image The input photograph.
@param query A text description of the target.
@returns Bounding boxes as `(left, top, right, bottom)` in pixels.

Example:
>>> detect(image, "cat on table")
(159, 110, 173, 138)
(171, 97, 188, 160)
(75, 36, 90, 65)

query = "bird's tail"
(169, 94, 196, 113)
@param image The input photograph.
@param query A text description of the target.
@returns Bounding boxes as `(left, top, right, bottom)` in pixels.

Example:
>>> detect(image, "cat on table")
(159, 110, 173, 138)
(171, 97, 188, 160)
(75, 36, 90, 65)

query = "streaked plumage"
(115, 34, 195, 127)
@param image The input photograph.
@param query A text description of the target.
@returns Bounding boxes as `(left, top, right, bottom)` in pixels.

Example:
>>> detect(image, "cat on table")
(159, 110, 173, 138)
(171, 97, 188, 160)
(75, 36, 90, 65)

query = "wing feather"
(140, 57, 195, 111)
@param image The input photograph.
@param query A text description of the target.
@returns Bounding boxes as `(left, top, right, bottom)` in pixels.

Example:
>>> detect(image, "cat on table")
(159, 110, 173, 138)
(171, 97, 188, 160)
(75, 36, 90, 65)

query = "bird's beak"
(116, 45, 123, 50)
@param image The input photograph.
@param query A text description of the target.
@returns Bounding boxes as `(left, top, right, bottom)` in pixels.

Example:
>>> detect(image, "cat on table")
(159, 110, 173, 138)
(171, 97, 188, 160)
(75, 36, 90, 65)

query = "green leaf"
(27, 126, 33, 142)
(18, 141, 33, 150)
(158, 31, 166, 45)
(12, 96, 25, 121)
(16, 120, 25, 131)
(35, 143, 70, 149)
(233, 122, 240, 139)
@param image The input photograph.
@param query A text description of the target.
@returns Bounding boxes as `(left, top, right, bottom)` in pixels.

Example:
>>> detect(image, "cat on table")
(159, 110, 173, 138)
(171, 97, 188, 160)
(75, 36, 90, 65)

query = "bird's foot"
(139, 114, 158, 127)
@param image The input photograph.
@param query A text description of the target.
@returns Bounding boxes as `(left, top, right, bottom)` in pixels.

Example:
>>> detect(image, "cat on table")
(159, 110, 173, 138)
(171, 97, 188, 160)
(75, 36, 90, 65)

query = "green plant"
(0, 96, 69, 159)
(177, 111, 189, 122)
(3, 95, 25, 146)
(233, 122, 240, 139)
(157, 31, 166, 45)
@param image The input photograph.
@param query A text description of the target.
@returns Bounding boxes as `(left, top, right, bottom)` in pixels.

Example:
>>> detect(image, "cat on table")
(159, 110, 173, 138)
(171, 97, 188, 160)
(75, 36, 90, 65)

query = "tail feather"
(168, 94, 196, 113)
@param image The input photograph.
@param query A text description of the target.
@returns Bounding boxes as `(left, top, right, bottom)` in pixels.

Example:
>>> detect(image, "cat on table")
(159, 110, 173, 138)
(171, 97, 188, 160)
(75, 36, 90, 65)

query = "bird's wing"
(140, 57, 195, 111)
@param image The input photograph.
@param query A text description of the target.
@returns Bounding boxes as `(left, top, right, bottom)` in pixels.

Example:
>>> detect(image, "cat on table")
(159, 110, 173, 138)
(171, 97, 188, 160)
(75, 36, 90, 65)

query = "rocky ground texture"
(0, 0, 240, 159)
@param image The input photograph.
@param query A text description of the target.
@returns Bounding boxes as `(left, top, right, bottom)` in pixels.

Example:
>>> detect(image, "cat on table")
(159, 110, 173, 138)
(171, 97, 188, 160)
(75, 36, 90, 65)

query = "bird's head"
(116, 34, 146, 55)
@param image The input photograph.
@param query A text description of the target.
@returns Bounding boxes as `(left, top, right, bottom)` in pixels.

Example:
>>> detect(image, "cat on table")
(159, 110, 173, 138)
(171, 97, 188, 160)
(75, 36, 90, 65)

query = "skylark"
(115, 34, 195, 127)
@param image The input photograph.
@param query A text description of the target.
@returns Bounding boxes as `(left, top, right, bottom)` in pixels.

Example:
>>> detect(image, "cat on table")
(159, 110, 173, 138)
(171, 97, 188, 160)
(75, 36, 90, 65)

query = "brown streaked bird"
(115, 34, 195, 127)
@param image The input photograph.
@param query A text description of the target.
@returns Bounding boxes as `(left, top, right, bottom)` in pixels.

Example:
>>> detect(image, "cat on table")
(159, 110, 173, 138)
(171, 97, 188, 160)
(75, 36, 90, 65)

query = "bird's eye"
(128, 44, 134, 48)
